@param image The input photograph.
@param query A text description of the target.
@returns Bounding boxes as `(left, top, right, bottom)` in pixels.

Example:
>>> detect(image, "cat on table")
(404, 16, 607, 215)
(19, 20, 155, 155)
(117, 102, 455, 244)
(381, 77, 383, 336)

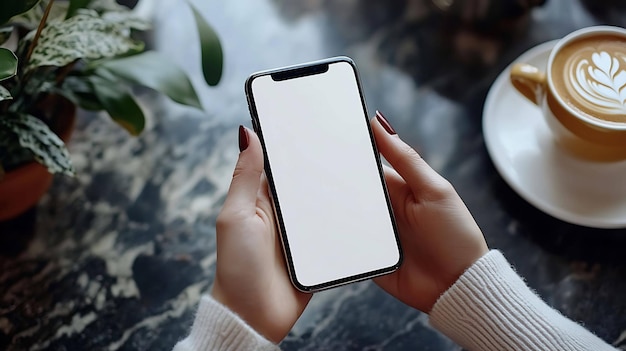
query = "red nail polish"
(376, 110, 397, 135)
(239, 125, 249, 152)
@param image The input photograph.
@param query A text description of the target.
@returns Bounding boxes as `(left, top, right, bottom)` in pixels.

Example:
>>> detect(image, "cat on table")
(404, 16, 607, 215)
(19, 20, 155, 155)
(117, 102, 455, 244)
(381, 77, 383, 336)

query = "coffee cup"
(510, 26, 626, 161)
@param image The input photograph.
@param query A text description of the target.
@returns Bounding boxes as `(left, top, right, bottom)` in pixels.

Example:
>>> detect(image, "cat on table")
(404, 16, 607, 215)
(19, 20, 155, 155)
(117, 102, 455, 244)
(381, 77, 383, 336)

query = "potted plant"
(0, 0, 223, 220)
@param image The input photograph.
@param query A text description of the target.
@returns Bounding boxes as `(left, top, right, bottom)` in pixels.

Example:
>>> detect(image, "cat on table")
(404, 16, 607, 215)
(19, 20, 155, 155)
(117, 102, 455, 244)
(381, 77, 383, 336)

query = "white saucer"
(483, 40, 626, 229)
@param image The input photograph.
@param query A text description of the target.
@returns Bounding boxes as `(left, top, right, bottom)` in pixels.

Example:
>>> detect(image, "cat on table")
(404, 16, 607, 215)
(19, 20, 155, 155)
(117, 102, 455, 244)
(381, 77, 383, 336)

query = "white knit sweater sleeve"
(172, 295, 279, 351)
(429, 250, 618, 351)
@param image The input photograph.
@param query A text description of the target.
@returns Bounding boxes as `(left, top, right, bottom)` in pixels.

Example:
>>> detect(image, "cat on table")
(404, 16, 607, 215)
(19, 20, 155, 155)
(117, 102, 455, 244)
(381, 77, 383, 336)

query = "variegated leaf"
(67, 0, 93, 18)
(0, 125, 18, 165)
(0, 0, 41, 26)
(102, 11, 150, 31)
(26, 10, 143, 71)
(0, 27, 13, 45)
(0, 114, 74, 175)
(0, 85, 12, 101)
(0, 126, 35, 171)
(87, 0, 129, 12)
(9, 7, 42, 30)
(9, 1, 68, 30)
(83, 0, 150, 30)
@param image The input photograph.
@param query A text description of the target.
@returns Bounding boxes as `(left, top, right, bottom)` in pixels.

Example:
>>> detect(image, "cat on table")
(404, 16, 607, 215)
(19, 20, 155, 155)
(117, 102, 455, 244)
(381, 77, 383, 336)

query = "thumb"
(222, 125, 264, 214)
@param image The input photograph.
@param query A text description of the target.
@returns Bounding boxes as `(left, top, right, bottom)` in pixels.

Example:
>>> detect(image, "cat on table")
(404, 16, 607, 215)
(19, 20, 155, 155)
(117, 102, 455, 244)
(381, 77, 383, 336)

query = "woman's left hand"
(211, 126, 312, 343)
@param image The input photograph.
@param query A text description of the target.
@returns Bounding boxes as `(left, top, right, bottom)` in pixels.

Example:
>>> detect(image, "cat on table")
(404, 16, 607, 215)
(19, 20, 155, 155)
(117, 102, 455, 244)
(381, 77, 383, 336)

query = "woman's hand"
(211, 126, 312, 343)
(372, 111, 489, 313)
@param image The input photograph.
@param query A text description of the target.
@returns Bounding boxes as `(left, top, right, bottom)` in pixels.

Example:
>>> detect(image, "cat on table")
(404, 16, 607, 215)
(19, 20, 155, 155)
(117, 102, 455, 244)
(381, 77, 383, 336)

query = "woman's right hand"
(371, 111, 489, 313)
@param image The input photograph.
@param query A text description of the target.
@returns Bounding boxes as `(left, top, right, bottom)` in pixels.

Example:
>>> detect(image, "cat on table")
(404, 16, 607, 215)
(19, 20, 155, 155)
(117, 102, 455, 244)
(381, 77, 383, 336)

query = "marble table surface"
(1, 0, 626, 350)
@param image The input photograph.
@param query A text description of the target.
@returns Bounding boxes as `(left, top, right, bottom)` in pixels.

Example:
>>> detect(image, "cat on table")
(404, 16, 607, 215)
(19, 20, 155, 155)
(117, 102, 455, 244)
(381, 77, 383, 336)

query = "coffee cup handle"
(510, 63, 547, 106)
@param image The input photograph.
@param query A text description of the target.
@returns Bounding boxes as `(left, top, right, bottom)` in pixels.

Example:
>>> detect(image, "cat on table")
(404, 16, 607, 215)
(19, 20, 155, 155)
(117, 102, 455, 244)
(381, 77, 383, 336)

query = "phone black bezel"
(244, 56, 403, 292)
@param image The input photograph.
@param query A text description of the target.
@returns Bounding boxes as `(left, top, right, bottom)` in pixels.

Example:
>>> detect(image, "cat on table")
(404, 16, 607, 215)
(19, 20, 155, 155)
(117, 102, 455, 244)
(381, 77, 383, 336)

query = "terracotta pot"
(0, 98, 76, 221)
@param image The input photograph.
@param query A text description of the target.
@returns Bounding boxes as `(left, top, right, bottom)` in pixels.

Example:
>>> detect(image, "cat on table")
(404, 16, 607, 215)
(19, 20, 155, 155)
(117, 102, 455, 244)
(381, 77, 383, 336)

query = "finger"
(382, 165, 408, 207)
(373, 272, 399, 300)
(258, 172, 271, 199)
(256, 173, 275, 220)
(222, 125, 264, 214)
(382, 166, 413, 241)
(371, 111, 449, 198)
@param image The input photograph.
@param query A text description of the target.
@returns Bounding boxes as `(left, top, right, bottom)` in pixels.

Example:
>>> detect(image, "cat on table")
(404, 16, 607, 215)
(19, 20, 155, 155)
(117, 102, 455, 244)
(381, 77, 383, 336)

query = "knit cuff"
(173, 295, 279, 351)
(429, 250, 616, 351)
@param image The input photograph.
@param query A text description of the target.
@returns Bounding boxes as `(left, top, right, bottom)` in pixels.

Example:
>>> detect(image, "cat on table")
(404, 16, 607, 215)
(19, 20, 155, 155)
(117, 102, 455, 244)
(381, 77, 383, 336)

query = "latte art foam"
(552, 35, 626, 124)
(568, 51, 626, 114)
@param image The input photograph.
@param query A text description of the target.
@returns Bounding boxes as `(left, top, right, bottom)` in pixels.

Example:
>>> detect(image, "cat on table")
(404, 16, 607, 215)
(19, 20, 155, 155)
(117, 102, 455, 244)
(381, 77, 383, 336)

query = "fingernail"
(238, 125, 249, 152)
(376, 110, 396, 135)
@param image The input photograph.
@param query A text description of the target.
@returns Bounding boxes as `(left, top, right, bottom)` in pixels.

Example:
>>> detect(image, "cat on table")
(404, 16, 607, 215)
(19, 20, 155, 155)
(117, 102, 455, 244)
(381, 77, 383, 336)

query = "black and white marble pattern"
(2, 0, 626, 350)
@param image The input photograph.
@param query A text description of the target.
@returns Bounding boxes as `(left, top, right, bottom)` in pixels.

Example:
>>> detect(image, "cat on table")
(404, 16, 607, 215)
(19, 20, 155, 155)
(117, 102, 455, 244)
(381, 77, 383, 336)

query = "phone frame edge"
(244, 56, 403, 293)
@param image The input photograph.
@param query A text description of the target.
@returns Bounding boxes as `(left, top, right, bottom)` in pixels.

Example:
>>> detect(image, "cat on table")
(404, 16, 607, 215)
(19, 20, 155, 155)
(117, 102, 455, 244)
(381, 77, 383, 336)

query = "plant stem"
(25, 0, 56, 64)
(13, 0, 57, 116)
(55, 61, 78, 85)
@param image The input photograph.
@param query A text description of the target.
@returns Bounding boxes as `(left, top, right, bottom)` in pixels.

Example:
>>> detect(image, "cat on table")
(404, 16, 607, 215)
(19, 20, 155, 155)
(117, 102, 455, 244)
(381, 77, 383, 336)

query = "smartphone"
(245, 57, 402, 292)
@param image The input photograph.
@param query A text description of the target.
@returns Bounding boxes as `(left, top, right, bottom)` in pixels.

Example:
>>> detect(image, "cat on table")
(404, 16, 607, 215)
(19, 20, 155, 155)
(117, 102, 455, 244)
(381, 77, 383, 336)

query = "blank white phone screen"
(250, 60, 400, 288)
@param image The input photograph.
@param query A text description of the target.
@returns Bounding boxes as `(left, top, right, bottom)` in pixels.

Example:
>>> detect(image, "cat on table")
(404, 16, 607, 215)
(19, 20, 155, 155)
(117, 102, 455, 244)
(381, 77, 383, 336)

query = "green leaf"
(0, 86, 12, 101)
(0, 0, 41, 26)
(189, 4, 223, 86)
(98, 51, 202, 109)
(0, 114, 74, 175)
(89, 75, 145, 135)
(26, 10, 144, 71)
(0, 48, 18, 81)
(66, 0, 93, 19)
